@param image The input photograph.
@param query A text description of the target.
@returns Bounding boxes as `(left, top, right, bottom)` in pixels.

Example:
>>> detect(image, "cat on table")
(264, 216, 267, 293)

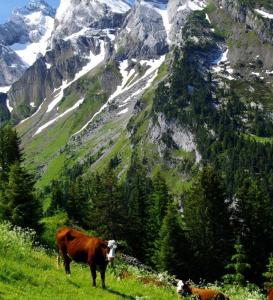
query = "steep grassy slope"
(0, 223, 267, 300)
(0, 223, 176, 300)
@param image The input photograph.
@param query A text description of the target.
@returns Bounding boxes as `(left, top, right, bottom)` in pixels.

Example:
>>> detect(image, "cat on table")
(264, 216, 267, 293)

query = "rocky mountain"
(0, 0, 56, 90)
(0, 0, 273, 196)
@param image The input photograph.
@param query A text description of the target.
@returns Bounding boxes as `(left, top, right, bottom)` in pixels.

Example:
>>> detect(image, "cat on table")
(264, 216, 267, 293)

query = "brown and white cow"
(177, 280, 230, 300)
(56, 227, 117, 288)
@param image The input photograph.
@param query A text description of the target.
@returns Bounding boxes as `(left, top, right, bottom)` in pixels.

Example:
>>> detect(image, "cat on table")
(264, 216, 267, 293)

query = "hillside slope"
(0, 223, 176, 300)
(0, 223, 267, 300)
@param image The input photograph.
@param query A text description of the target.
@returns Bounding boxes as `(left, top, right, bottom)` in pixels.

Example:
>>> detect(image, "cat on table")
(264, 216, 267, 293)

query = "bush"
(0, 222, 35, 257)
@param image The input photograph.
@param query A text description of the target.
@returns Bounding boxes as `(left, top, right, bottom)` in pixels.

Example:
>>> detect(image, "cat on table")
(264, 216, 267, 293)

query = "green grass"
(230, 80, 273, 111)
(0, 223, 176, 300)
(0, 223, 267, 300)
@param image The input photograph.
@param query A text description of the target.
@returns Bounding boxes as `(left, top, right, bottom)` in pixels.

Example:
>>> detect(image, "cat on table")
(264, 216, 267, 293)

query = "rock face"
(0, 45, 27, 87)
(115, 0, 207, 59)
(53, 0, 130, 41)
(5, 0, 210, 117)
(214, 0, 273, 45)
(7, 0, 131, 119)
(0, 0, 56, 88)
(115, 0, 169, 59)
(0, 0, 55, 46)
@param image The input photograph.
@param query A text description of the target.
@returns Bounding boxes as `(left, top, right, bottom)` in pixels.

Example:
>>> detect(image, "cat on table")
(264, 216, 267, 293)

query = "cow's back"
(191, 288, 227, 300)
(56, 227, 108, 265)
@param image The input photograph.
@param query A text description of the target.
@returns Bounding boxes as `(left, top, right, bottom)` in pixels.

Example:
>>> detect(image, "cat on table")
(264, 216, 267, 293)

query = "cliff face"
(214, 0, 273, 45)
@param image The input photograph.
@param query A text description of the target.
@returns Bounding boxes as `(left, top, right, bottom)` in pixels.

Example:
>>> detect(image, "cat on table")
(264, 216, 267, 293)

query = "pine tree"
(183, 165, 232, 280)
(49, 180, 65, 213)
(124, 156, 152, 260)
(0, 126, 22, 175)
(234, 177, 273, 282)
(263, 254, 273, 291)
(1, 162, 42, 232)
(223, 241, 251, 286)
(67, 177, 90, 227)
(146, 172, 170, 264)
(153, 202, 191, 278)
(89, 169, 127, 240)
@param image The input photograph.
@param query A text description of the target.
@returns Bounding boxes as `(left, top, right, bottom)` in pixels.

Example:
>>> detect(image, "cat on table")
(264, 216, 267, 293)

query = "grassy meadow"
(0, 223, 267, 300)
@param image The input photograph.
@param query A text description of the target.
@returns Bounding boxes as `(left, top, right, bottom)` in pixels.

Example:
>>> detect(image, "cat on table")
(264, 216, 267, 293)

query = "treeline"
(39, 155, 273, 286)
(0, 127, 273, 287)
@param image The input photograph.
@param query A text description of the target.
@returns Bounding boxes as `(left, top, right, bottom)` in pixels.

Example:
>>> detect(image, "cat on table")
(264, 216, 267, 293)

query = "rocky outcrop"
(53, 0, 130, 42)
(0, 0, 56, 88)
(214, 0, 273, 45)
(0, 93, 10, 124)
(7, 0, 130, 120)
(8, 36, 107, 120)
(0, 45, 27, 87)
(149, 113, 201, 163)
(0, 0, 55, 46)
(115, 1, 169, 59)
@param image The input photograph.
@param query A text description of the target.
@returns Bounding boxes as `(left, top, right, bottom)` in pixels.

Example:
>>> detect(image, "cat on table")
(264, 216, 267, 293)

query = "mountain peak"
(12, 0, 56, 19)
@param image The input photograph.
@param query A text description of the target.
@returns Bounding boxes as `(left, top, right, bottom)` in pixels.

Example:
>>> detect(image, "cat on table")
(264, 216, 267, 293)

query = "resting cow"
(177, 280, 229, 300)
(56, 227, 117, 288)
(269, 288, 273, 300)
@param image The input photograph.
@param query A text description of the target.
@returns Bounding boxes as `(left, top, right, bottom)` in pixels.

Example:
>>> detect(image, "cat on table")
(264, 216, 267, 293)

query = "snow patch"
(213, 49, 229, 65)
(56, 0, 73, 23)
(117, 107, 128, 115)
(100, 0, 131, 13)
(46, 40, 105, 113)
(73, 55, 166, 136)
(206, 13, 211, 24)
(34, 98, 85, 136)
(188, 0, 206, 11)
(64, 27, 89, 41)
(212, 49, 235, 80)
(255, 9, 273, 19)
(11, 16, 54, 66)
(0, 86, 11, 93)
(6, 99, 13, 113)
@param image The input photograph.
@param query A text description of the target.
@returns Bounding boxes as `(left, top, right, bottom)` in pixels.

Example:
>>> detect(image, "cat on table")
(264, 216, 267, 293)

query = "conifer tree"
(183, 165, 232, 280)
(263, 254, 273, 291)
(67, 177, 90, 227)
(49, 180, 65, 213)
(153, 202, 191, 278)
(1, 162, 42, 232)
(124, 155, 152, 260)
(234, 177, 273, 281)
(89, 168, 127, 240)
(223, 241, 251, 286)
(146, 172, 170, 264)
(0, 126, 22, 178)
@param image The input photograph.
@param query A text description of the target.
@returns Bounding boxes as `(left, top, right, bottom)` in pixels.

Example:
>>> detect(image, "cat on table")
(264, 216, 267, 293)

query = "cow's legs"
(100, 267, 106, 289)
(60, 247, 72, 275)
(90, 264, 96, 287)
(64, 255, 72, 275)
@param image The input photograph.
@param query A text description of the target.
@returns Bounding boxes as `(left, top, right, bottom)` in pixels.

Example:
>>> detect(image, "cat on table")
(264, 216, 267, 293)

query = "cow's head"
(176, 280, 191, 296)
(107, 240, 118, 263)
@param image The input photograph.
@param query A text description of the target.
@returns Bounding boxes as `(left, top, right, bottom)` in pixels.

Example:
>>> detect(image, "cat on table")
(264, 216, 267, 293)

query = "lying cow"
(177, 280, 229, 300)
(56, 227, 117, 288)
